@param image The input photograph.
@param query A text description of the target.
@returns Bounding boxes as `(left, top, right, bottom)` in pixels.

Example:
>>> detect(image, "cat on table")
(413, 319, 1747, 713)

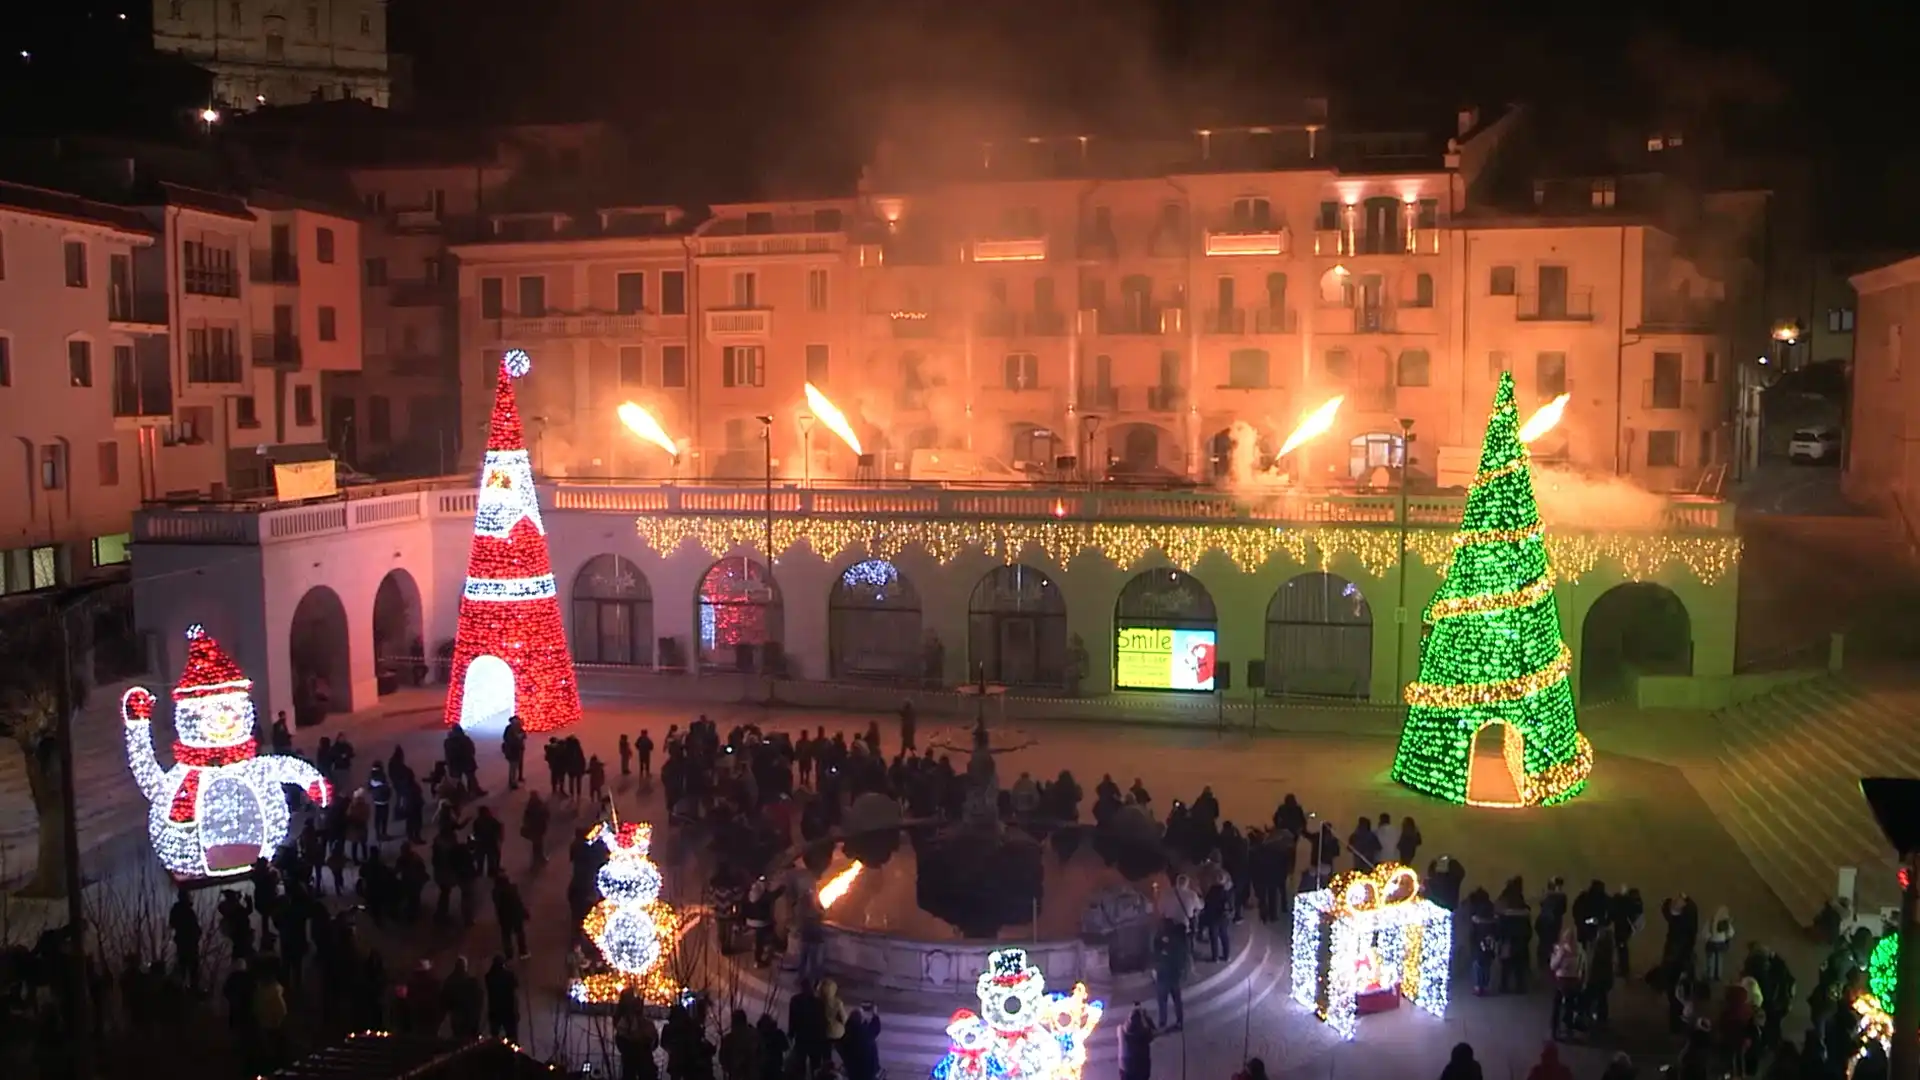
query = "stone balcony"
(133, 475, 1736, 548)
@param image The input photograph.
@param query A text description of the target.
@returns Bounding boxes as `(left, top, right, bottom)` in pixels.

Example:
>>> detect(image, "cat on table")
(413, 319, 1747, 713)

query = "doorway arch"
(829, 558, 923, 680)
(968, 564, 1067, 689)
(289, 585, 350, 726)
(372, 568, 423, 693)
(696, 556, 784, 672)
(1266, 572, 1373, 698)
(1114, 568, 1218, 691)
(571, 554, 654, 666)
(1581, 582, 1692, 703)
(1466, 722, 1527, 807)
(458, 654, 517, 734)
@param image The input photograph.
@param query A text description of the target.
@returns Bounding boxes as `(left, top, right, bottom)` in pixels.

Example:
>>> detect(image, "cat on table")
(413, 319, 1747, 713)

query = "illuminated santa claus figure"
(122, 624, 332, 880)
(933, 948, 1104, 1080)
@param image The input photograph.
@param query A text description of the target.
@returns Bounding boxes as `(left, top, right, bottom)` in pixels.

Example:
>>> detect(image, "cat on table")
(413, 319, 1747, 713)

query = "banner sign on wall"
(1115, 626, 1217, 691)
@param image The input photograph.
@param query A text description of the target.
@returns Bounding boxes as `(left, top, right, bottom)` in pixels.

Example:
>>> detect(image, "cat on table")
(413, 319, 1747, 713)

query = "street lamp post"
(756, 414, 775, 566)
(1081, 414, 1103, 485)
(1392, 417, 1417, 699)
(798, 414, 815, 488)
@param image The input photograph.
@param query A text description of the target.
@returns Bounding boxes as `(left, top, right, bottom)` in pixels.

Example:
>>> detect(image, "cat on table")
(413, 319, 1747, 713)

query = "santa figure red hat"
(443, 349, 582, 733)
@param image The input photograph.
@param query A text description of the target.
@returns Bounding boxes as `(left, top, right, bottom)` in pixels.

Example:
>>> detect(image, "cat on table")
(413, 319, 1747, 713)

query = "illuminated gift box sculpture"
(932, 948, 1104, 1080)
(569, 820, 686, 1007)
(1290, 863, 1451, 1040)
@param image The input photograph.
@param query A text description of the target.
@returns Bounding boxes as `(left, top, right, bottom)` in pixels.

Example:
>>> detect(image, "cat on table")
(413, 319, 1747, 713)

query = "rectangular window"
(1651, 350, 1682, 407)
(365, 256, 387, 285)
(1003, 352, 1039, 390)
(1699, 429, 1714, 466)
(294, 385, 315, 426)
(805, 343, 829, 386)
(68, 340, 93, 387)
(1488, 350, 1510, 377)
(1316, 201, 1340, 230)
(1490, 265, 1516, 296)
(1703, 352, 1718, 384)
(97, 441, 119, 487)
(1416, 198, 1439, 229)
(1535, 351, 1567, 396)
(661, 270, 686, 315)
(64, 240, 87, 287)
(1647, 430, 1679, 467)
(1829, 308, 1855, 332)
(369, 395, 392, 443)
(318, 306, 337, 341)
(660, 345, 687, 388)
(0, 231, 6, 278)
(813, 208, 843, 232)
(1321, 348, 1350, 383)
(517, 275, 546, 316)
(616, 271, 646, 314)
(1229, 348, 1272, 388)
(0, 337, 10, 386)
(316, 227, 335, 263)
(619, 346, 645, 385)
(731, 271, 758, 307)
(40, 445, 64, 490)
(807, 268, 829, 312)
(306, 4, 318, 32)
(721, 346, 764, 388)
(93, 533, 131, 566)
(235, 395, 259, 428)
(480, 276, 504, 318)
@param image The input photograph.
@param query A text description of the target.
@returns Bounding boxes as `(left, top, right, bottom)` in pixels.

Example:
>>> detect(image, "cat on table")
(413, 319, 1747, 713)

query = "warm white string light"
(1290, 863, 1451, 1040)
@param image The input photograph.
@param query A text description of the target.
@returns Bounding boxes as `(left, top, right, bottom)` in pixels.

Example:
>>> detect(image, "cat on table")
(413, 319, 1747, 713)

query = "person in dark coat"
(1572, 880, 1610, 945)
(1439, 1042, 1485, 1080)
(1535, 878, 1568, 970)
(484, 955, 519, 1041)
(837, 1002, 882, 1080)
(1119, 1003, 1157, 1080)
(442, 956, 483, 1038)
(787, 981, 831, 1073)
(1611, 886, 1645, 978)
(754, 1013, 788, 1080)
(1495, 878, 1532, 994)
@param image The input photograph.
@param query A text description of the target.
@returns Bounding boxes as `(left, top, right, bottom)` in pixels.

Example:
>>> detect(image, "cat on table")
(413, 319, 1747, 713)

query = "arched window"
(1114, 569, 1218, 691)
(697, 557, 783, 672)
(1349, 432, 1407, 480)
(968, 565, 1067, 689)
(1266, 573, 1373, 699)
(572, 555, 654, 666)
(829, 559, 924, 680)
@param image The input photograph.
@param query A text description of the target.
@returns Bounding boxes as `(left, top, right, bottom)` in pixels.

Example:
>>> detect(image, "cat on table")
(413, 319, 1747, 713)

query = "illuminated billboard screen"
(1115, 627, 1217, 692)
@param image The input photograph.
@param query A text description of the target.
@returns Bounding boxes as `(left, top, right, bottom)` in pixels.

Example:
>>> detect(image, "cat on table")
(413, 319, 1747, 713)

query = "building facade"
(151, 0, 391, 110)
(1845, 257, 1920, 531)
(0, 184, 167, 593)
(441, 119, 1734, 493)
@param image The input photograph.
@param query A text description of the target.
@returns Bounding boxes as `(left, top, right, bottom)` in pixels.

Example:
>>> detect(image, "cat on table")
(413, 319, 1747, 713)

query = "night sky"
(4, 0, 1913, 234)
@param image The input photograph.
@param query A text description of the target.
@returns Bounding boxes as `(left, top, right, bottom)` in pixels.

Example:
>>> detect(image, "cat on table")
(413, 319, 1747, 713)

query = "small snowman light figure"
(933, 948, 1104, 1080)
(122, 624, 332, 880)
(571, 819, 684, 1006)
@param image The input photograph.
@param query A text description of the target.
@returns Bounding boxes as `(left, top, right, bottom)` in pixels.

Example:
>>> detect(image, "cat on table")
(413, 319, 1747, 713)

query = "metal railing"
(1254, 307, 1296, 333)
(1517, 288, 1596, 321)
(250, 253, 298, 284)
(182, 267, 238, 297)
(1204, 308, 1246, 334)
(1642, 379, 1702, 410)
(1022, 311, 1068, 337)
(251, 334, 301, 368)
(108, 286, 168, 325)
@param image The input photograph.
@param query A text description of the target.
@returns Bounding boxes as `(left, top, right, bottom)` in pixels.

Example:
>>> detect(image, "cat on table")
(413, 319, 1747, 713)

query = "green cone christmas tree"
(1390, 371, 1593, 807)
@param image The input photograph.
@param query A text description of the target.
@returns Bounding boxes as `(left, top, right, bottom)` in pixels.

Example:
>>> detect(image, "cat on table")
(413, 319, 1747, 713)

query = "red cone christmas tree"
(443, 349, 582, 733)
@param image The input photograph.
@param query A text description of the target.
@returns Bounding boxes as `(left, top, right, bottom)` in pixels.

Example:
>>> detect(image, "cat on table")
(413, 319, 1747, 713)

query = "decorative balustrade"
(134, 475, 1736, 547)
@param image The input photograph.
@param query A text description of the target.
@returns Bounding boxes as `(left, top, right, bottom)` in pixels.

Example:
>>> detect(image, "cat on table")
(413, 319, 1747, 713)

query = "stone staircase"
(708, 921, 1282, 1078)
(1698, 676, 1920, 926)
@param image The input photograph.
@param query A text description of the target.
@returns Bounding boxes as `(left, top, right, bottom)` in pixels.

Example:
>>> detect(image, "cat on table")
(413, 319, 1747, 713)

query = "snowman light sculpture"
(933, 948, 1105, 1080)
(571, 820, 684, 1006)
(122, 624, 332, 880)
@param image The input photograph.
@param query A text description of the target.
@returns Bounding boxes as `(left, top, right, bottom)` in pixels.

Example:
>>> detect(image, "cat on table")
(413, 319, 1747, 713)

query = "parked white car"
(1788, 425, 1841, 465)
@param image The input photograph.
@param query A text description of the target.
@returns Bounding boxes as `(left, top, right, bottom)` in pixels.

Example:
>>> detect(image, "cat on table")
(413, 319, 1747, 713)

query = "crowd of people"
(9, 699, 1889, 1080)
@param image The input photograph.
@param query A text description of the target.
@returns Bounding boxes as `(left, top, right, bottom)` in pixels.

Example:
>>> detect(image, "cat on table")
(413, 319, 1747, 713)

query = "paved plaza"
(0, 680, 1822, 1079)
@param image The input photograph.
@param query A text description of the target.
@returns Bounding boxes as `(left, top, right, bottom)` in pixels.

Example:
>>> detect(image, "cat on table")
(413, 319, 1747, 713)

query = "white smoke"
(1530, 466, 1666, 529)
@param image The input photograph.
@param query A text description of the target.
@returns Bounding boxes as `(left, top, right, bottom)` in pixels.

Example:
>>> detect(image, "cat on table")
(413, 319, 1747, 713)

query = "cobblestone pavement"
(2, 689, 1819, 1079)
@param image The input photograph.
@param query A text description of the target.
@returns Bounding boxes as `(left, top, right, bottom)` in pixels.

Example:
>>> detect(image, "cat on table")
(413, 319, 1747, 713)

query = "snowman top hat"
(173, 623, 251, 701)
